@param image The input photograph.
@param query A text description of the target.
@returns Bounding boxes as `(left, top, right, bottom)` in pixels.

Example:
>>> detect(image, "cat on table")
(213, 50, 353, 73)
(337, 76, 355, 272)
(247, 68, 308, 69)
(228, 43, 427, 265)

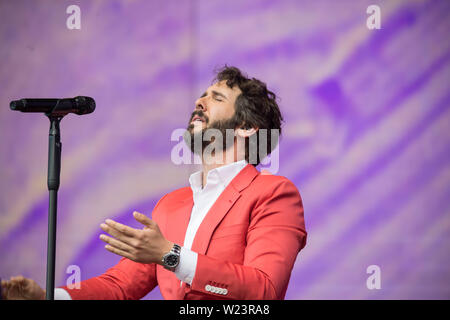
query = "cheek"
(212, 103, 235, 120)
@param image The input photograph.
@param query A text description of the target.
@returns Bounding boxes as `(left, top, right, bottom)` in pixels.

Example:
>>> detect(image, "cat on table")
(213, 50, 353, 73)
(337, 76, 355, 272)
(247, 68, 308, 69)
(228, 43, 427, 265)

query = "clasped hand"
(99, 211, 173, 265)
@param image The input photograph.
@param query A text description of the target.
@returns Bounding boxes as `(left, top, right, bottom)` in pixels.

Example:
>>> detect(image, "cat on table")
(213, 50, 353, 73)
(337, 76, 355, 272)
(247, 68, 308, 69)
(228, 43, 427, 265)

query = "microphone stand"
(45, 115, 63, 300)
(9, 96, 95, 300)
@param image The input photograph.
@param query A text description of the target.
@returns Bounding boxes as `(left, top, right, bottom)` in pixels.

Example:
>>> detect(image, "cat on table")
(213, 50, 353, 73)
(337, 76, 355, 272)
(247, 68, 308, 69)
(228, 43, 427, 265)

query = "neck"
(200, 143, 245, 188)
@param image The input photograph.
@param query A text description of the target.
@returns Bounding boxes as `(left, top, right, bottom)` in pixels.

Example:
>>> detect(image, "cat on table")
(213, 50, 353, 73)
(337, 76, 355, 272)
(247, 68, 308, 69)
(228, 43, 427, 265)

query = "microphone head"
(10, 99, 25, 111)
(74, 96, 95, 115)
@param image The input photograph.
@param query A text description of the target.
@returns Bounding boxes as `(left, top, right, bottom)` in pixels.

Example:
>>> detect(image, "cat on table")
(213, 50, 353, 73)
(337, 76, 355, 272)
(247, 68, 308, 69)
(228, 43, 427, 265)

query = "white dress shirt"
(174, 159, 248, 285)
(55, 160, 248, 300)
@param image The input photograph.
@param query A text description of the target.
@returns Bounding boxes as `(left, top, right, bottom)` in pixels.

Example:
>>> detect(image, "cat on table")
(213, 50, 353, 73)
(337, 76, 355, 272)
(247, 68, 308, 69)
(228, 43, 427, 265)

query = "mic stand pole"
(45, 115, 63, 300)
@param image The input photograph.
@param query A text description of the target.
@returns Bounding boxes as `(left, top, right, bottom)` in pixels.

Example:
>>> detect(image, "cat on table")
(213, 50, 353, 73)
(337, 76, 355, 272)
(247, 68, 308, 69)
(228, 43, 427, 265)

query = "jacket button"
(205, 285, 211, 292)
(223, 288, 228, 295)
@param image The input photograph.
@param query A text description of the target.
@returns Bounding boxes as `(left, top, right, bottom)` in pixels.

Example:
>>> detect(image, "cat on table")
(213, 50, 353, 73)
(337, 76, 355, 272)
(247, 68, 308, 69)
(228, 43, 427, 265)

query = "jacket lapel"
(191, 164, 259, 255)
(165, 191, 193, 246)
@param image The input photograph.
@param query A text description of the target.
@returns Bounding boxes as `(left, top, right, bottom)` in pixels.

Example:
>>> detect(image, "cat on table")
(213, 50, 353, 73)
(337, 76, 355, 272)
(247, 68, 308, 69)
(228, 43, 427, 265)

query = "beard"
(183, 110, 242, 157)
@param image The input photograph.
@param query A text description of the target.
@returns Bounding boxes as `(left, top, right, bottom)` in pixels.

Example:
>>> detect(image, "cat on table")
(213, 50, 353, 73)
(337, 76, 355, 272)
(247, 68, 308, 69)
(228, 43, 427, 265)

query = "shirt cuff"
(54, 288, 72, 300)
(174, 246, 197, 285)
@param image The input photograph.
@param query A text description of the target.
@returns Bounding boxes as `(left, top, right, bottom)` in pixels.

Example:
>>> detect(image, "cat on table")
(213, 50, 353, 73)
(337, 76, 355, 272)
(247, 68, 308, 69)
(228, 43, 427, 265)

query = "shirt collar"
(189, 160, 248, 193)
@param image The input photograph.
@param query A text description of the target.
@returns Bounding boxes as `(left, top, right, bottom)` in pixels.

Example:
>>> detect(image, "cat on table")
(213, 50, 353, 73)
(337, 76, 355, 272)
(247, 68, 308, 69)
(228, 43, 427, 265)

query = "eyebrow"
(200, 90, 228, 100)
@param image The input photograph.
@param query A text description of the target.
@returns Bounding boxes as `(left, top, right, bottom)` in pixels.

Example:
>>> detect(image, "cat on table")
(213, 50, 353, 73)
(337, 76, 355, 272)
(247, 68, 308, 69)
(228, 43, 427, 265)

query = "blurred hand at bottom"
(1, 276, 45, 300)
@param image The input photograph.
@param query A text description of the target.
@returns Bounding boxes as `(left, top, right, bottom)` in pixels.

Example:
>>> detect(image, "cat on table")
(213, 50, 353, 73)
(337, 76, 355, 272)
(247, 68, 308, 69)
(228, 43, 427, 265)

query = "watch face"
(165, 254, 178, 267)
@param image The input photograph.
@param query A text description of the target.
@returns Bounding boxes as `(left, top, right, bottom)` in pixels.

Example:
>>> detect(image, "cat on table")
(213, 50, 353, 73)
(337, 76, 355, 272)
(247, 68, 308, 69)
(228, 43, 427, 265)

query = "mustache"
(189, 110, 209, 124)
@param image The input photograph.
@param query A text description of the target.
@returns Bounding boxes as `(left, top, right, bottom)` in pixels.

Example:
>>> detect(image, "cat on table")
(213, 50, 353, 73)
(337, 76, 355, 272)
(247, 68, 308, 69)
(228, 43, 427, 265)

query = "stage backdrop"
(0, 0, 449, 299)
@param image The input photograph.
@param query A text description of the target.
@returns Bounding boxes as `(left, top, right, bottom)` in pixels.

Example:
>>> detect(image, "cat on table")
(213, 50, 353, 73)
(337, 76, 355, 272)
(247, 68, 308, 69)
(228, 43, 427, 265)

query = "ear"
(236, 126, 258, 138)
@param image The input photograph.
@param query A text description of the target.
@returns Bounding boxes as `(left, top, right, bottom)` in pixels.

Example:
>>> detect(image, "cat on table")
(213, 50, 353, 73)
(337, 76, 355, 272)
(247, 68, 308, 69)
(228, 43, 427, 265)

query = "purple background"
(0, 0, 449, 299)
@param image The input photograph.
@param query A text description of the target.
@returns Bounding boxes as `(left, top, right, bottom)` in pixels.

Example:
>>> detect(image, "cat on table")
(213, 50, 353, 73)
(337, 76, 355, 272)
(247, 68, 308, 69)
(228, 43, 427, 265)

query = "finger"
(99, 234, 135, 253)
(100, 223, 135, 247)
(1, 280, 8, 295)
(104, 219, 137, 237)
(10, 276, 25, 285)
(133, 211, 154, 228)
(104, 244, 135, 261)
(2, 280, 10, 289)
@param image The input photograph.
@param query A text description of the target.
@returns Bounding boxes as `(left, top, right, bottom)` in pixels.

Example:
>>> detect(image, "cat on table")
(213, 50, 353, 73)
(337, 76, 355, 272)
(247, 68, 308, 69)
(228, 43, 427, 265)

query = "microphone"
(10, 96, 95, 116)
(9, 95, 95, 300)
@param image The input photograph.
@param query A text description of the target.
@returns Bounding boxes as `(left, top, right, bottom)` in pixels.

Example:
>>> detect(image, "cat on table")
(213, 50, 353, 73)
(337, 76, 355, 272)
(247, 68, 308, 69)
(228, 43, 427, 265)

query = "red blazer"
(62, 164, 307, 300)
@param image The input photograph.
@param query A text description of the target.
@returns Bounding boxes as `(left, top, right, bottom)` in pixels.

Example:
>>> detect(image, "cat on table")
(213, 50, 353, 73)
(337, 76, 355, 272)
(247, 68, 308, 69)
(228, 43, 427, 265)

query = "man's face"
(184, 80, 243, 155)
(187, 80, 242, 133)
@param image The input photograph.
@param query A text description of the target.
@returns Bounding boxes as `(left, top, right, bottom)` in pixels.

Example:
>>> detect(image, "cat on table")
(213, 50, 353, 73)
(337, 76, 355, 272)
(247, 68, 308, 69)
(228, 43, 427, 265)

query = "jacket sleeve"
(189, 178, 307, 300)
(60, 258, 157, 300)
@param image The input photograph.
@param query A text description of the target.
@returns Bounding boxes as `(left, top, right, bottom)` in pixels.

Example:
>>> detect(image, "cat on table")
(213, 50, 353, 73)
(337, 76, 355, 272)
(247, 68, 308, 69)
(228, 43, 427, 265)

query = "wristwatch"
(162, 243, 181, 271)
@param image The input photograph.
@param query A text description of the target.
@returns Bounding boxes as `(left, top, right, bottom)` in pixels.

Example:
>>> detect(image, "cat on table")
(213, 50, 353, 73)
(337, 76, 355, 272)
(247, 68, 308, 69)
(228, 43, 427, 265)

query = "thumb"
(133, 211, 153, 227)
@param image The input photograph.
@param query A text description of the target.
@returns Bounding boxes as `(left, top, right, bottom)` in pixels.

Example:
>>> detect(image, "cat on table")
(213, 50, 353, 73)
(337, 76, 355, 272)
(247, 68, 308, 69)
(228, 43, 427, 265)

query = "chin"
(192, 123, 206, 132)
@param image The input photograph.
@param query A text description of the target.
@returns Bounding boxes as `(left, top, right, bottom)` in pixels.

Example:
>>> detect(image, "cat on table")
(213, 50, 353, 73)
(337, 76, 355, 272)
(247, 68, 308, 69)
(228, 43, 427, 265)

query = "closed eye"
(200, 90, 228, 101)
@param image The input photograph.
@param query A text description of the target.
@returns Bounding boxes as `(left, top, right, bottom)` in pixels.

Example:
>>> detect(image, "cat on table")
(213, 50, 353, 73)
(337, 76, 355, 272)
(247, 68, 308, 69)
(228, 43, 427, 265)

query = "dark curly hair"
(213, 65, 283, 166)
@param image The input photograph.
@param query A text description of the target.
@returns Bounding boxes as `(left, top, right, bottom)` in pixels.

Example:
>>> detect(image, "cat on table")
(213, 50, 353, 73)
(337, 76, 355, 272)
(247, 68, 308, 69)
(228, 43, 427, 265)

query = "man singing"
(1, 66, 307, 300)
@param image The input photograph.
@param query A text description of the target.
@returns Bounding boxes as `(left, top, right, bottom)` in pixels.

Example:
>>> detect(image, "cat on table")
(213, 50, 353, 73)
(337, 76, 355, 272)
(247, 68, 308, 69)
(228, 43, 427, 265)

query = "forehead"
(206, 80, 242, 100)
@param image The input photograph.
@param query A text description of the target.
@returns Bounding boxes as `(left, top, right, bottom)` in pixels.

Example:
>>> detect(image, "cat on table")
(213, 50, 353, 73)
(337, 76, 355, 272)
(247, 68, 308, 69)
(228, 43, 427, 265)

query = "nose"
(195, 96, 207, 111)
